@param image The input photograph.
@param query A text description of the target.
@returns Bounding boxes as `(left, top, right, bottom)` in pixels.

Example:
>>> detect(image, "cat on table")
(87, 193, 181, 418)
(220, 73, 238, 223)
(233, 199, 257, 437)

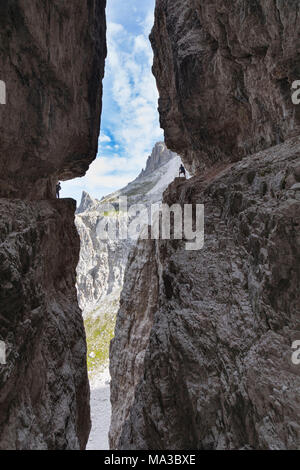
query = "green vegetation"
(103, 210, 119, 217)
(84, 292, 121, 378)
(85, 310, 116, 377)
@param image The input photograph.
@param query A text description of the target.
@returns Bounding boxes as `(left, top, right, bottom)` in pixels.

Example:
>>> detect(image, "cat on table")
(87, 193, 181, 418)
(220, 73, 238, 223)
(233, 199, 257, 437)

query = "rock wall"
(110, 136, 300, 451)
(110, 239, 160, 449)
(150, 0, 300, 174)
(110, 0, 300, 450)
(0, 199, 90, 449)
(0, 0, 106, 200)
(0, 0, 106, 450)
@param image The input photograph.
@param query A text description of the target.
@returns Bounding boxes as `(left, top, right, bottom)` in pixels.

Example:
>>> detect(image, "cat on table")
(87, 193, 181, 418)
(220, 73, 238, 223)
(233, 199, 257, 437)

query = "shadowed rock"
(150, 0, 300, 174)
(0, 0, 107, 450)
(0, 0, 107, 200)
(110, 0, 300, 450)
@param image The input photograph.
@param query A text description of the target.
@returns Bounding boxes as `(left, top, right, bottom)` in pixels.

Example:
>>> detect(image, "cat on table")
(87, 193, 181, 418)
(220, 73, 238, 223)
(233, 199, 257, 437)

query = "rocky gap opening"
(71, 1, 182, 450)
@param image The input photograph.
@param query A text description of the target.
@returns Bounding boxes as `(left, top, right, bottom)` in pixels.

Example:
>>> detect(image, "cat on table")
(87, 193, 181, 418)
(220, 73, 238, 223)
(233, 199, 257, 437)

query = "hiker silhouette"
(179, 164, 186, 177)
(56, 182, 61, 199)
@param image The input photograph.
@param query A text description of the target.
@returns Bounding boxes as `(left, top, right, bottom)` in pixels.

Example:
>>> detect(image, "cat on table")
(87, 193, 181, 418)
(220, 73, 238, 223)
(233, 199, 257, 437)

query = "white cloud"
(61, 154, 138, 203)
(104, 9, 163, 168)
(141, 8, 156, 36)
(63, 0, 163, 204)
(99, 133, 111, 143)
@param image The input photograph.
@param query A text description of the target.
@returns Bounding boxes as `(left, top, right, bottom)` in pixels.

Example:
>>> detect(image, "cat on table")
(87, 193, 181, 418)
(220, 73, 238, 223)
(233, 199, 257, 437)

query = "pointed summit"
(77, 191, 98, 214)
(140, 142, 177, 177)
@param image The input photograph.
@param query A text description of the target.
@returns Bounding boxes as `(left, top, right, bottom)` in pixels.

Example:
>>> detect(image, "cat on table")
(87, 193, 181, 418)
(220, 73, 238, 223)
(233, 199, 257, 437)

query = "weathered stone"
(110, 0, 300, 451)
(150, 0, 300, 174)
(110, 136, 300, 450)
(0, 0, 107, 450)
(0, 0, 107, 199)
(0, 199, 90, 449)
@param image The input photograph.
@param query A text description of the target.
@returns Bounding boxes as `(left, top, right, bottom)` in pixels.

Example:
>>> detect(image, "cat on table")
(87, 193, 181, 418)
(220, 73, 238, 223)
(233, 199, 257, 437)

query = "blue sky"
(61, 0, 163, 203)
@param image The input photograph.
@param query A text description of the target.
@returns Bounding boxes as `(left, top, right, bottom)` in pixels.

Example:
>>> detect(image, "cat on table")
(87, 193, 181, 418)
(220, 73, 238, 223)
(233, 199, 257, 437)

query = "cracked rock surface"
(0, 0, 107, 449)
(150, 0, 300, 173)
(110, 136, 300, 450)
(110, 0, 300, 450)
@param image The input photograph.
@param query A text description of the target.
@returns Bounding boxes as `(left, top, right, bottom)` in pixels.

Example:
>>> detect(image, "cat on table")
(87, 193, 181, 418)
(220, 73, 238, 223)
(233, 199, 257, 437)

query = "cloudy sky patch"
(62, 0, 162, 203)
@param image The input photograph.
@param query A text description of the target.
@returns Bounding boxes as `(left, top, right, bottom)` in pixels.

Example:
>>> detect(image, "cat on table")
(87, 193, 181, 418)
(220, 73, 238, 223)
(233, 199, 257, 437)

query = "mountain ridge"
(76, 142, 182, 315)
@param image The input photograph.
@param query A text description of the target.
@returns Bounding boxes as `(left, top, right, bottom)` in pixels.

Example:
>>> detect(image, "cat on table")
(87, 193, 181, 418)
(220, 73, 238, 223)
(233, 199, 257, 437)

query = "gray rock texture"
(0, 199, 89, 449)
(0, 0, 107, 450)
(110, 136, 300, 450)
(150, 0, 300, 174)
(0, 0, 107, 199)
(110, 0, 300, 450)
(139, 142, 177, 177)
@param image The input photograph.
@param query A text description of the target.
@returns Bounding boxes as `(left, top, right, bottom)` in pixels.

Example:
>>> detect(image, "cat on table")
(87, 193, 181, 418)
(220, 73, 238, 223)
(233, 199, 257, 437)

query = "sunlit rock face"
(150, 0, 300, 174)
(76, 143, 181, 314)
(0, 0, 107, 450)
(110, 0, 300, 451)
(139, 142, 176, 177)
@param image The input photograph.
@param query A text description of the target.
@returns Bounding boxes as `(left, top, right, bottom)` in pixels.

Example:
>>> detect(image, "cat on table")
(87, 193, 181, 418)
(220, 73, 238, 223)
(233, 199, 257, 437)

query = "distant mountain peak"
(77, 142, 181, 215)
(75, 142, 182, 313)
(77, 191, 98, 214)
(139, 142, 177, 178)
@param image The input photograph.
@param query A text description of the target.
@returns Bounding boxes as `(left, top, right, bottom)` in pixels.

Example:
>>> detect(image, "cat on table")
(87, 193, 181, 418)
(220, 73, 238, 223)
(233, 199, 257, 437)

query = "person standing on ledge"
(179, 164, 186, 178)
(56, 182, 61, 199)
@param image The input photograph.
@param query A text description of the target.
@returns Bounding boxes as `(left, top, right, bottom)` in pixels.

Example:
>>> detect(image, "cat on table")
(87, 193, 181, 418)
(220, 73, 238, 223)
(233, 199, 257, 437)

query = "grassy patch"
(103, 210, 119, 217)
(85, 311, 116, 377)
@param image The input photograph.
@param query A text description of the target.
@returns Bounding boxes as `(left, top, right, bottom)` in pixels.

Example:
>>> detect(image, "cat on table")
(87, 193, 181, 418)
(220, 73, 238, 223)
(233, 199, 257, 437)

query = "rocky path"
(86, 368, 111, 450)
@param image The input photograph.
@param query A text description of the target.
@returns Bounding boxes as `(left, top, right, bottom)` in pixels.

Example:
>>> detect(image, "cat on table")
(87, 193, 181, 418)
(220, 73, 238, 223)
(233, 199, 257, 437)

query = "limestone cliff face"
(76, 143, 181, 314)
(110, 0, 300, 450)
(150, 0, 300, 174)
(0, 1, 106, 450)
(139, 142, 177, 177)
